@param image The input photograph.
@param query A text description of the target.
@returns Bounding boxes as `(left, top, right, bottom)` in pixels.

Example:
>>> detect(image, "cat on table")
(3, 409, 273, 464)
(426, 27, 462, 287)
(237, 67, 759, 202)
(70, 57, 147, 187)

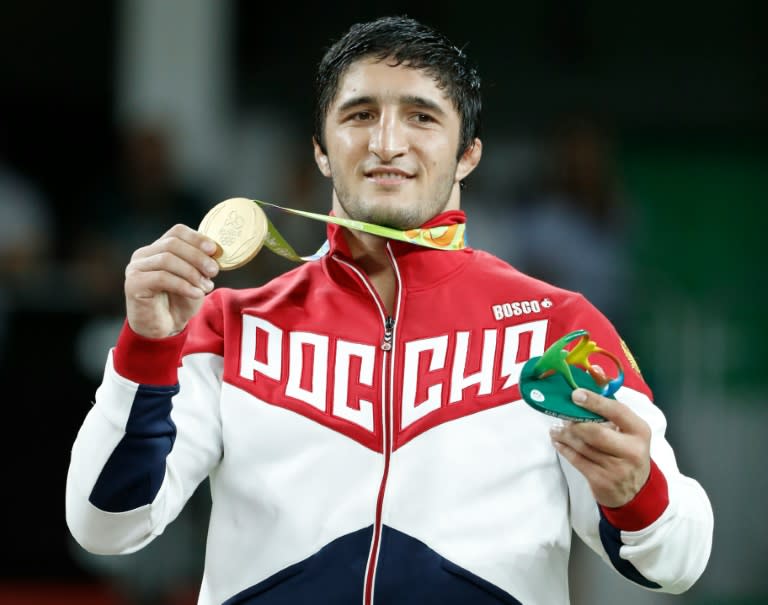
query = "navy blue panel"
(375, 526, 523, 604)
(89, 384, 179, 512)
(223, 525, 522, 605)
(222, 526, 372, 604)
(598, 509, 661, 589)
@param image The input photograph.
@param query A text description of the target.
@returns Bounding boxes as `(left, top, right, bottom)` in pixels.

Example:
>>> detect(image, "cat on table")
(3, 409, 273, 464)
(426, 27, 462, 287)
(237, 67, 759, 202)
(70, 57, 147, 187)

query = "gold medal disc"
(198, 198, 268, 270)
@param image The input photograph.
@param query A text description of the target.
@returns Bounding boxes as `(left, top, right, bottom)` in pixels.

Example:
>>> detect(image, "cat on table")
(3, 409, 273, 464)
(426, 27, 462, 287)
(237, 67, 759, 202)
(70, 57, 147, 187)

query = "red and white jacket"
(66, 210, 713, 605)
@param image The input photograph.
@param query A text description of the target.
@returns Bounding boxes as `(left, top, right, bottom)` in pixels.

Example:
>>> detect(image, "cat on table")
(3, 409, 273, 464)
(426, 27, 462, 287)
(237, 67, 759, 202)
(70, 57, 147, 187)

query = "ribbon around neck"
(252, 199, 467, 263)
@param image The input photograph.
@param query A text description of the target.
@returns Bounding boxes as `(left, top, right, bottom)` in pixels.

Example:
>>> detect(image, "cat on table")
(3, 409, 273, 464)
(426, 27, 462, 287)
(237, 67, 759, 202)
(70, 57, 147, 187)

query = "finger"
(550, 424, 608, 467)
(554, 438, 642, 507)
(551, 438, 604, 476)
(129, 250, 215, 294)
(571, 388, 647, 435)
(133, 232, 220, 280)
(562, 421, 627, 458)
(134, 225, 220, 267)
(163, 223, 220, 257)
(127, 269, 208, 300)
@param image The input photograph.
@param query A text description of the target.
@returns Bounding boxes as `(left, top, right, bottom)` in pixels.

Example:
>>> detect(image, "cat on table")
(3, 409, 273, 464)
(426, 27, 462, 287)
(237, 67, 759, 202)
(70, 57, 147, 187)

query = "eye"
(352, 111, 374, 121)
(413, 113, 436, 124)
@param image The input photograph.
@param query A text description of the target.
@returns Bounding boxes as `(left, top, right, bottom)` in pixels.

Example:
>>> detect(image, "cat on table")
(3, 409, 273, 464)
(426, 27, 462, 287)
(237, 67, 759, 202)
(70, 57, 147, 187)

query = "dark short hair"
(314, 16, 482, 159)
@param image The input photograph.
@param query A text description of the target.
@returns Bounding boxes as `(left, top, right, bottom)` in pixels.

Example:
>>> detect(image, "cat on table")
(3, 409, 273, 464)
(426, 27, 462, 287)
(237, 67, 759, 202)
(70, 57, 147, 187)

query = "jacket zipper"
(381, 316, 395, 351)
(362, 310, 394, 605)
(331, 246, 400, 605)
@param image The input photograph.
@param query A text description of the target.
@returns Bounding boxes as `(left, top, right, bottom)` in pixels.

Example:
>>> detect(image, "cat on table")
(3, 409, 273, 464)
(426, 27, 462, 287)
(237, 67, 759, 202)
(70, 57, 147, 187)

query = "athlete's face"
(314, 58, 482, 230)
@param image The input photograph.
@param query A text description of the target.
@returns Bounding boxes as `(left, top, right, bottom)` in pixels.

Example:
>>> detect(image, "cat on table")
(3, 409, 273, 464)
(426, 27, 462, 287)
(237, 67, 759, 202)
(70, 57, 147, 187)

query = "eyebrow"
(335, 94, 447, 116)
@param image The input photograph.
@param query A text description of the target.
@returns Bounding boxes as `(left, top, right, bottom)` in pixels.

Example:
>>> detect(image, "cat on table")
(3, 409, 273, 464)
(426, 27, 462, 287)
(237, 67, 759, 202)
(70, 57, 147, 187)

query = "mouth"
(364, 167, 414, 186)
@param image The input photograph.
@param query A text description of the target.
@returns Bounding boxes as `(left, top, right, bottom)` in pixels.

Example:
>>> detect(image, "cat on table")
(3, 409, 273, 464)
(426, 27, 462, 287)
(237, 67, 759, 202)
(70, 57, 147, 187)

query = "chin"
(370, 212, 421, 231)
(340, 194, 426, 230)
(366, 204, 423, 230)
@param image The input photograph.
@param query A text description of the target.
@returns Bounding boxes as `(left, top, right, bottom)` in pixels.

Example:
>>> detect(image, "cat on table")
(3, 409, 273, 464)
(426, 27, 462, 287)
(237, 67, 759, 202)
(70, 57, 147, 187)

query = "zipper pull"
(381, 316, 395, 351)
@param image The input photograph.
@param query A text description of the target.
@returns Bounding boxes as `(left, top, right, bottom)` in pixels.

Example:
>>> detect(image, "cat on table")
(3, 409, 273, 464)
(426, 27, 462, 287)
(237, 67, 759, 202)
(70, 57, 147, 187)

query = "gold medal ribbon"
(253, 199, 466, 261)
(199, 197, 466, 270)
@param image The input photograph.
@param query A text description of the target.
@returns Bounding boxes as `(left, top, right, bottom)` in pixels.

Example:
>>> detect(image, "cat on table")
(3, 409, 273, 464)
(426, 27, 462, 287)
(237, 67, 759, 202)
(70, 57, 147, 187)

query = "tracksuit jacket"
(66, 210, 713, 604)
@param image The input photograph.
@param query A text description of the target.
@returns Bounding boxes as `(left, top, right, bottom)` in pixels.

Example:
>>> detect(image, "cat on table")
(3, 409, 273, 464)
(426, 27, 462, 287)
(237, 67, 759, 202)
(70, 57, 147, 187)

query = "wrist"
(113, 319, 188, 385)
(599, 459, 669, 531)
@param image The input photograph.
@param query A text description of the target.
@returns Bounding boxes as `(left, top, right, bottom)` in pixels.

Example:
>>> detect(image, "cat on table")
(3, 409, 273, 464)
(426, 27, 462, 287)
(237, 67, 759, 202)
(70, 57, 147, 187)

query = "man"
(66, 16, 713, 605)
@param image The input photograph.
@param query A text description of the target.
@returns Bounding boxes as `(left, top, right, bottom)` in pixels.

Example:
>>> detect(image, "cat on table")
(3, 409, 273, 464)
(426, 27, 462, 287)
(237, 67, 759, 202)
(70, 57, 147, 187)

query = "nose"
(368, 112, 408, 161)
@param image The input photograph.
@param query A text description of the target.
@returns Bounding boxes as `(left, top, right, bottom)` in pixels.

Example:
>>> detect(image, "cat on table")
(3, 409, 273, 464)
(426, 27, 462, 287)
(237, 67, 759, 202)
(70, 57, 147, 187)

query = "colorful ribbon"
(251, 199, 466, 262)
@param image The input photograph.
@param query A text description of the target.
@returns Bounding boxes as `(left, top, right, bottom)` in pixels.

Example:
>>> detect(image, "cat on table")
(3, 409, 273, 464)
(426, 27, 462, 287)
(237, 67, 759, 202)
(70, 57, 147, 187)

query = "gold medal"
(198, 197, 268, 270)
(198, 196, 466, 271)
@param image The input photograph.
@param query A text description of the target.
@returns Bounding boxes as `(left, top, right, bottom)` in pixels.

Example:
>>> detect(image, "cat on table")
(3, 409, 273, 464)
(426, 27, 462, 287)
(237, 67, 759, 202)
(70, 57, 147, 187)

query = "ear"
(455, 138, 483, 182)
(313, 137, 331, 178)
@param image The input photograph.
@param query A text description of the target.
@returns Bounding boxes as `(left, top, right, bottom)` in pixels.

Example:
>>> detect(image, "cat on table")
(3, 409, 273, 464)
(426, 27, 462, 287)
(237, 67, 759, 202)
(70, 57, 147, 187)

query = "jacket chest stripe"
(235, 315, 550, 445)
(239, 314, 378, 435)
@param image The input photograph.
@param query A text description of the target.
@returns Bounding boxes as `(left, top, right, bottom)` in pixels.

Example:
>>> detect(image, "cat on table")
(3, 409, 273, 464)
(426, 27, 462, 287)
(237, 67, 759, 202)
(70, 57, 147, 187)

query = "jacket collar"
(323, 210, 473, 291)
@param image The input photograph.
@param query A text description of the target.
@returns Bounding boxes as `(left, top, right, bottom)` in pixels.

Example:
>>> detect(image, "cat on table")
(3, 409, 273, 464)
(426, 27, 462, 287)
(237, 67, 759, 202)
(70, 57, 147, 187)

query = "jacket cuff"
(112, 320, 188, 385)
(599, 459, 669, 531)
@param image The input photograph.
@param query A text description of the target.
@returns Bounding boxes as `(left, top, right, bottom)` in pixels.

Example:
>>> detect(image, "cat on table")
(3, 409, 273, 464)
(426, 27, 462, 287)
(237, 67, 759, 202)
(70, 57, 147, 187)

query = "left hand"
(550, 388, 652, 508)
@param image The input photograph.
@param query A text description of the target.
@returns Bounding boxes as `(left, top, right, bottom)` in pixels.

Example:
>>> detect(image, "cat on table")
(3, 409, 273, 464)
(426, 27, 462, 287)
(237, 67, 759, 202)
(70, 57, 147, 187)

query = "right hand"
(124, 224, 220, 338)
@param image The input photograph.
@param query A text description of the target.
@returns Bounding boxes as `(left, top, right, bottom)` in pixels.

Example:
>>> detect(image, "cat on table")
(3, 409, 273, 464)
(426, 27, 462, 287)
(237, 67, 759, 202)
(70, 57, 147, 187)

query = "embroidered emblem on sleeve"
(620, 339, 642, 376)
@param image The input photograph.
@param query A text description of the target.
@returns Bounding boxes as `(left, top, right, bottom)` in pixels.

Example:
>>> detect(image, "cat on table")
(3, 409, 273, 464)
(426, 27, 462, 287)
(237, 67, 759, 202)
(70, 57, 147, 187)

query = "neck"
(342, 228, 396, 315)
(343, 227, 389, 265)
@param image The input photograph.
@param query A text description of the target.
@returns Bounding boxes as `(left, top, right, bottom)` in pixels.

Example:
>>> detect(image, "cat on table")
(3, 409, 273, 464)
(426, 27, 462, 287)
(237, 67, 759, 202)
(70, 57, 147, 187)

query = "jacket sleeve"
(556, 294, 713, 594)
(66, 301, 224, 555)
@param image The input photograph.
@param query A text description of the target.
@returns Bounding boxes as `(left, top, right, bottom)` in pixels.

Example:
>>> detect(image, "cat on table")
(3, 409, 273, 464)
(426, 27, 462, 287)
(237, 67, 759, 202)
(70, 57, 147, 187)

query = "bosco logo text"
(492, 299, 548, 320)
